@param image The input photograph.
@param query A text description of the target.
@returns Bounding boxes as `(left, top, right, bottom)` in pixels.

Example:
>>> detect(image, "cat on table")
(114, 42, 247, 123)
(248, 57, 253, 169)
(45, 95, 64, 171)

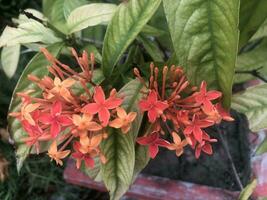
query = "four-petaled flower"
(81, 86, 122, 126)
(47, 141, 70, 166)
(167, 132, 188, 156)
(184, 114, 214, 143)
(139, 90, 168, 123)
(137, 132, 170, 158)
(39, 101, 72, 137)
(109, 107, 137, 133)
(19, 103, 40, 125)
(72, 114, 102, 136)
(48, 77, 75, 102)
(195, 81, 222, 113)
(195, 131, 217, 159)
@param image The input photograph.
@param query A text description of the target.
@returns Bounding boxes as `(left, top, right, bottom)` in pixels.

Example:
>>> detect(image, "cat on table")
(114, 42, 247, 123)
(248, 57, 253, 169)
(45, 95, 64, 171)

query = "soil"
(142, 110, 251, 191)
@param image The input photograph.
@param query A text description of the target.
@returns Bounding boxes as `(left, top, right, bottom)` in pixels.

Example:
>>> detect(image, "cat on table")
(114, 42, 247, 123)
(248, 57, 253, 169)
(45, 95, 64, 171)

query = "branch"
(216, 126, 244, 190)
(235, 66, 267, 83)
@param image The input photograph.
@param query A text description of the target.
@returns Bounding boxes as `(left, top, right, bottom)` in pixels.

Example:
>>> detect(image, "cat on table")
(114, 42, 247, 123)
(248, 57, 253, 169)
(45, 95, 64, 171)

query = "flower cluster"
(10, 48, 137, 169)
(134, 64, 233, 159)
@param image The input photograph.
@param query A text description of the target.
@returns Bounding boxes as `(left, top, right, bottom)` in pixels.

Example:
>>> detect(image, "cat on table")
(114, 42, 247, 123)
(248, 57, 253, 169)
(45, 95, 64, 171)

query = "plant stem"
(235, 67, 267, 83)
(216, 126, 244, 190)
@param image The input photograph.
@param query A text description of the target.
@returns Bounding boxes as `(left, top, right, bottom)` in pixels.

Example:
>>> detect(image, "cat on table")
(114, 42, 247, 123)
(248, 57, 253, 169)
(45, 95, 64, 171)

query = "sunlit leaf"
(232, 84, 267, 132)
(67, 3, 117, 33)
(239, 179, 257, 200)
(1, 45, 21, 78)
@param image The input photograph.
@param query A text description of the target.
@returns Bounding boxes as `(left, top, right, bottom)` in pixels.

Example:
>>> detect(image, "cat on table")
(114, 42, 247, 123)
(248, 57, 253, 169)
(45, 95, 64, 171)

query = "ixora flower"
(81, 86, 123, 126)
(134, 63, 233, 159)
(9, 48, 135, 169)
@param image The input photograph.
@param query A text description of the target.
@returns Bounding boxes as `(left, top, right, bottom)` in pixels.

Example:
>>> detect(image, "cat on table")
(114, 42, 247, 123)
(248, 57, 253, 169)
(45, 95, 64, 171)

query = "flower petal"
(105, 97, 123, 109)
(84, 156, 95, 168)
(98, 107, 110, 126)
(147, 90, 157, 103)
(57, 115, 72, 126)
(109, 118, 124, 128)
(81, 103, 100, 114)
(149, 144, 159, 158)
(148, 108, 158, 123)
(94, 86, 105, 104)
(52, 101, 62, 116)
(51, 121, 61, 137)
(116, 107, 127, 119)
(86, 122, 102, 131)
(39, 113, 53, 124)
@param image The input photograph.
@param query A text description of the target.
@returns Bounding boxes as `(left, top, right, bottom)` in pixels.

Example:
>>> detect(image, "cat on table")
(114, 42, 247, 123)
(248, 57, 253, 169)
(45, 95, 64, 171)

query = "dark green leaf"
(102, 0, 162, 77)
(239, 0, 267, 49)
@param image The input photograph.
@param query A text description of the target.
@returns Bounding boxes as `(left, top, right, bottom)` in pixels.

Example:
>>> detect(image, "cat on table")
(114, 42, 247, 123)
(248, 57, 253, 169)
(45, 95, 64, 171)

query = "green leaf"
(1, 45, 21, 78)
(0, 22, 62, 47)
(102, 0, 162, 77)
(137, 35, 164, 62)
(235, 44, 267, 83)
(101, 79, 143, 200)
(251, 19, 267, 41)
(231, 84, 267, 132)
(239, 0, 267, 49)
(256, 138, 267, 155)
(43, 0, 86, 34)
(239, 179, 257, 200)
(141, 25, 167, 37)
(8, 43, 64, 172)
(163, 0, 239, 108)
(67, 3, 117, 34)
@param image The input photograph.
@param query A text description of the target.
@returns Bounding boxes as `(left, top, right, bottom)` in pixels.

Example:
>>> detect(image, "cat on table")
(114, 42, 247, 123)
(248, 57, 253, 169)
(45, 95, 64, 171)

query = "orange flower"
(167, 132, 187, 156)
(47, 141, 70, 166)
(72, 114, 102, 139)
(48, 77, 75, 102)
(17, 103, 40, 125)
(109, 107, 137, 133)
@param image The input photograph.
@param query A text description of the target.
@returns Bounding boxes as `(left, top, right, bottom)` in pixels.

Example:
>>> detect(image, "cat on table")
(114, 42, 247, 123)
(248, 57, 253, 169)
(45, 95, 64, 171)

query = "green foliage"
(232, 84, 267, 132)
(163, 0, 239, 108)
(102, 0, 162, 77)
(101, 79, 144, 200)
(239, 0, 267, 49)
(238, 179, 257, 200)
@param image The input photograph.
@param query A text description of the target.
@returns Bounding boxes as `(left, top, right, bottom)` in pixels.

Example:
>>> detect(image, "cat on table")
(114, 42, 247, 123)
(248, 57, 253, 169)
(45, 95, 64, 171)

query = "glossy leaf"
(102, 0, 162, 77)
(142, 25, 167, 37)
(67, 3, 117, 33)
(231, 84, 267, 132)
(8, 43, 64, 171)
(163, 0, 239, 108)
(238, 179, 257, 200)
(101, 79, 144, 200)
(251, 19, 267, 41)
(43, 0, 86, 34)
(1, 45, 21, 78)
(239, 0, 267, 49)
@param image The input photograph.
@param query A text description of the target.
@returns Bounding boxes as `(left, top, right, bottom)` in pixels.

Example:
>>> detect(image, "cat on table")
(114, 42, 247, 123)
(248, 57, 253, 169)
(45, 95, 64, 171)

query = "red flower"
(137, 132, 170, 158)
(39, 101, 72, 137)
(139, 90, 169, 123)
(195, 131, 217, 158)
(72, 142, 95, 169)
(21, 120, 51, 154)
(184, 114, 214, 143)
(81, 86, 122, 126)
(215, 103, 234, 122)
(195, 81, 221, 112)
